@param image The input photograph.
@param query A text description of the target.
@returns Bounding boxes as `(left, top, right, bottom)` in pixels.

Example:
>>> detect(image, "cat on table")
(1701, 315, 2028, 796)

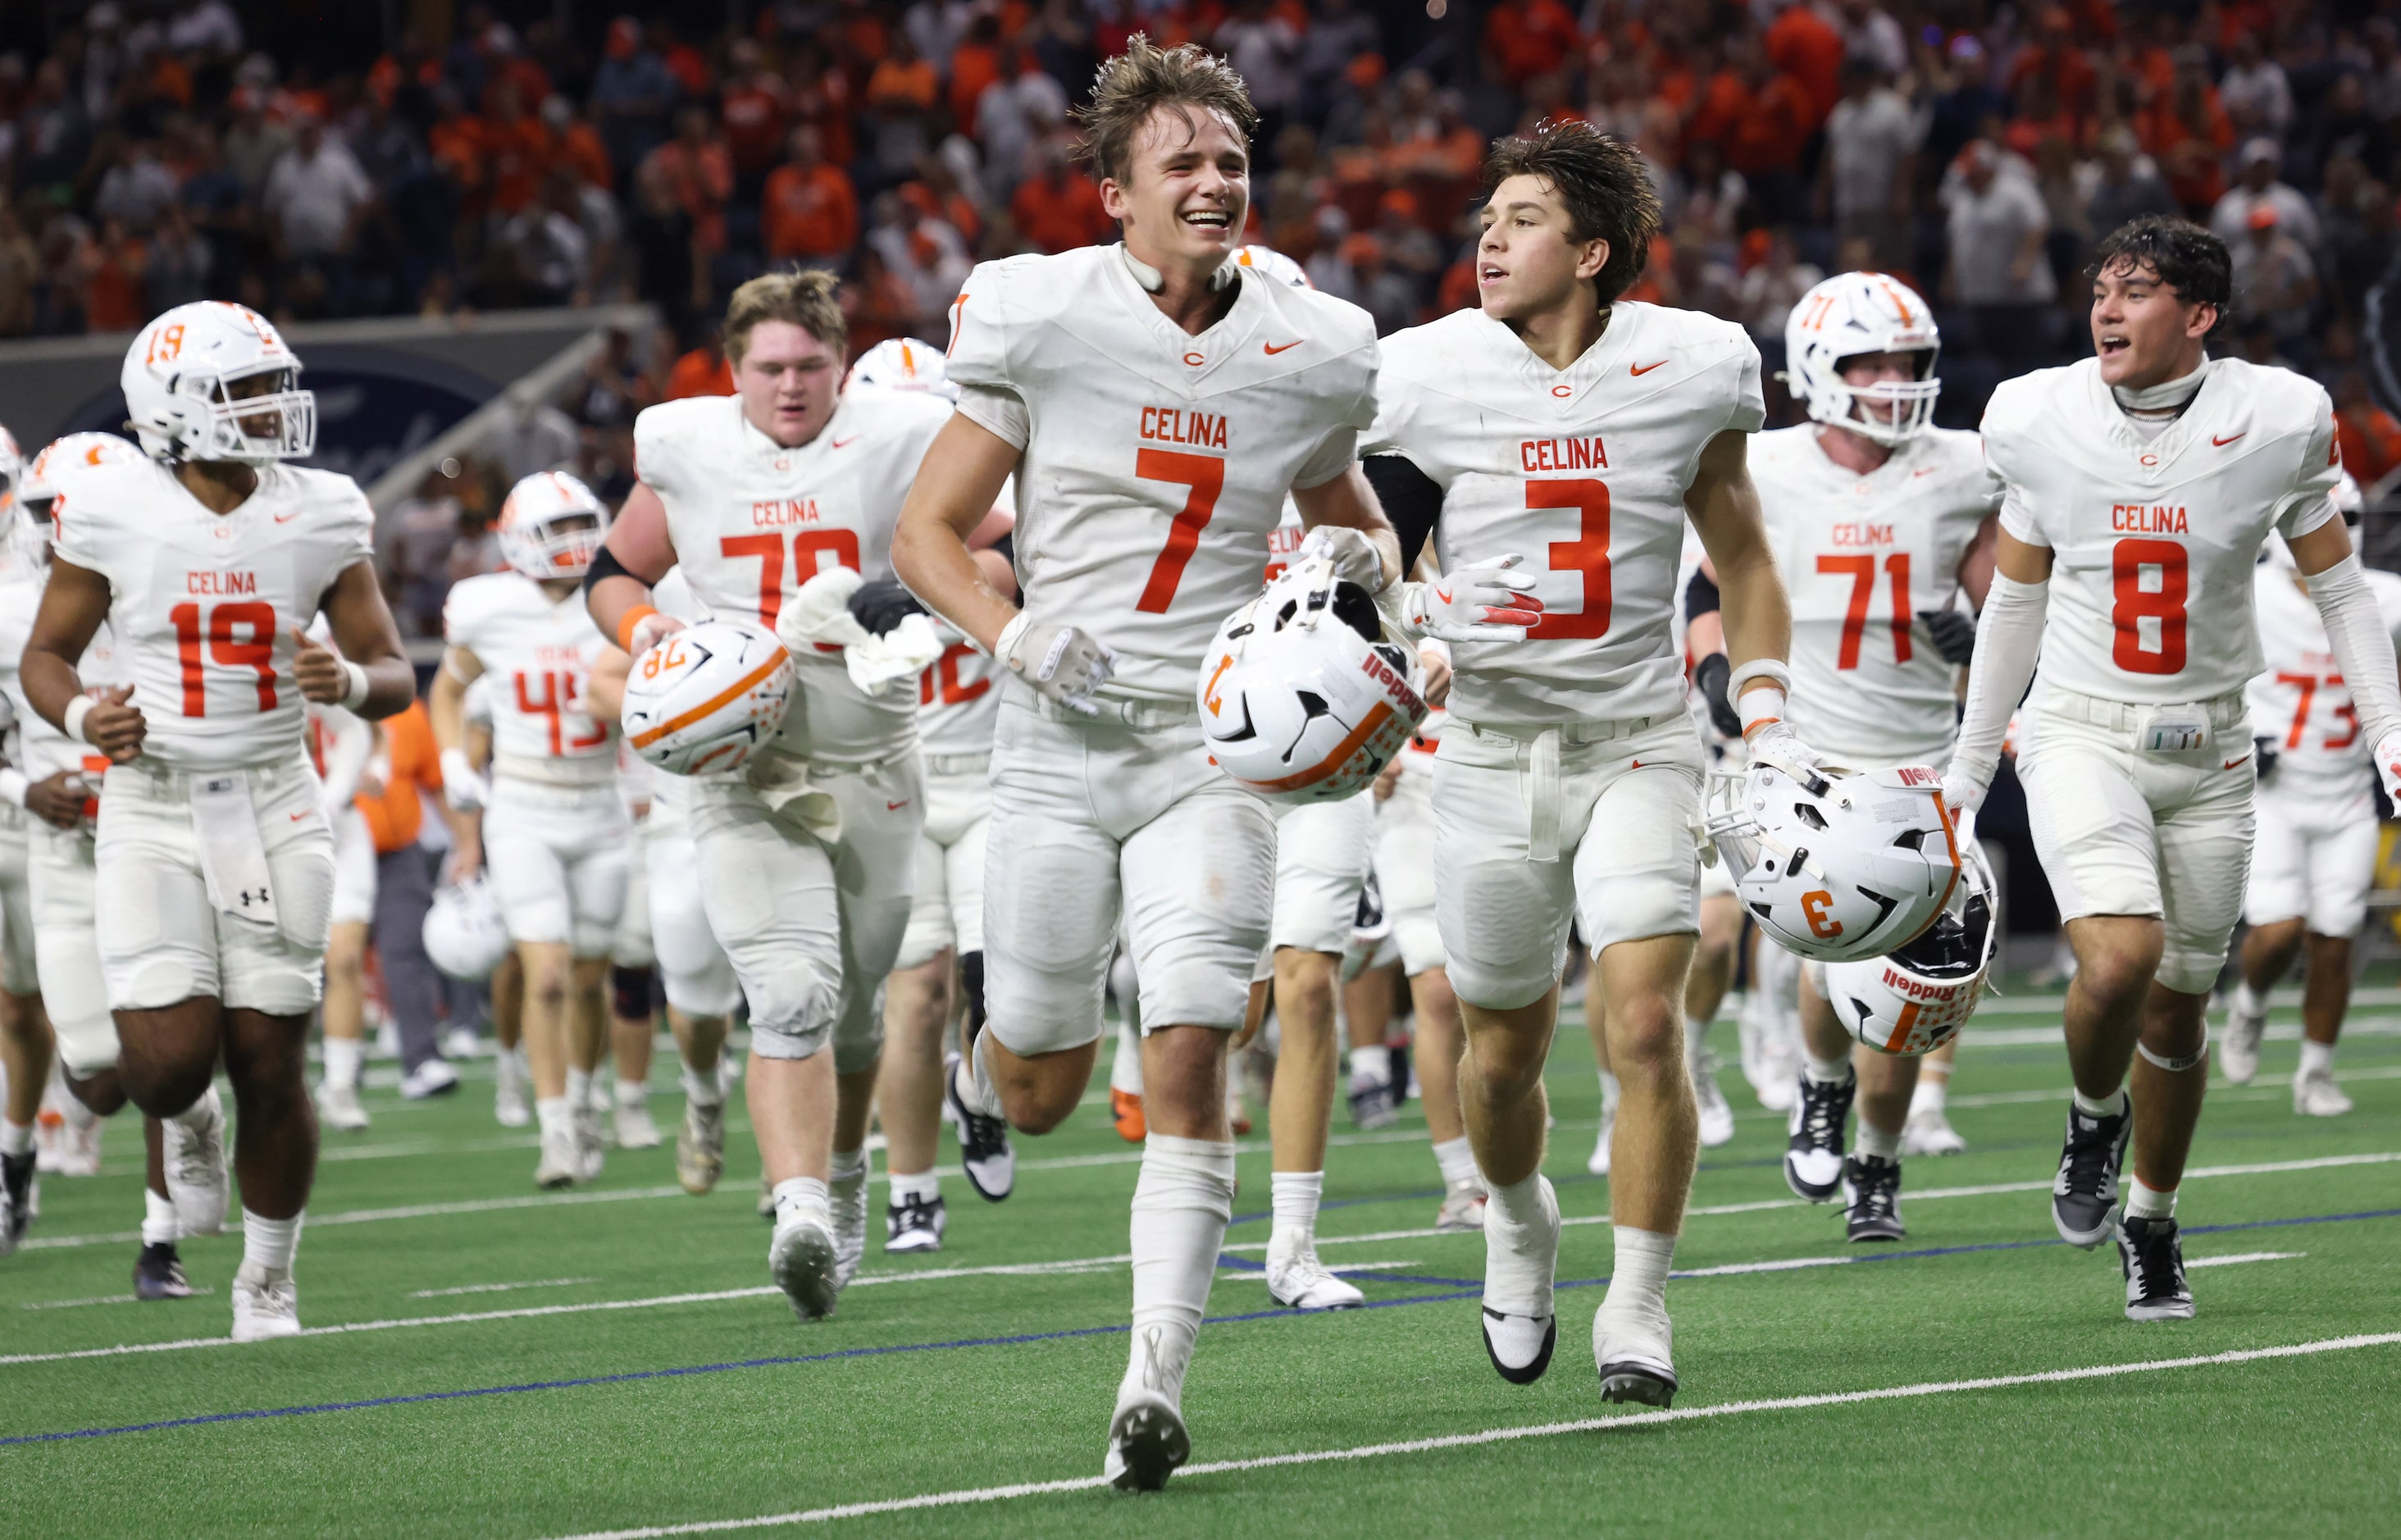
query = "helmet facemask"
(504, 508, 606, 580)
(181, 359, 318, 463)
(1813, 348, 1942, 446)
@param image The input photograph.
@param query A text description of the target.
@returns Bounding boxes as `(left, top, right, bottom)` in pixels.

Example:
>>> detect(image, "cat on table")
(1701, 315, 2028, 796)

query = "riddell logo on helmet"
(1893, 765, 1942, 787)
(1358, 651, 1424, 715)
(1879, 967, 1968, 1003)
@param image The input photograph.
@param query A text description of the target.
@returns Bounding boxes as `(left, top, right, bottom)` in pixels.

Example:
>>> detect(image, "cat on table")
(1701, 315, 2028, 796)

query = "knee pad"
(611, 965, 656, 1023)
(2153, 947, 2227, 996)
(961, 950, 986, 1038)
(745, 955, 840, 1061)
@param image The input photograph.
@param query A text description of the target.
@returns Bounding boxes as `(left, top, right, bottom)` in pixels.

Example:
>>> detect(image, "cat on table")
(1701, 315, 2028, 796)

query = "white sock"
(615, 1077, 648, 1107)
(1857, 1122, 1902, 1162)
(957, 1038, 1005, 1119)
(0, 1119, 32, 1157)
(2125, 1177, 2175, 1219)
(1122, 1132, 1236, 1409)
(1268, 1169, 1322, 1255)
(564, 1067, 593, 1110)
(535, 1096, 572, 1140)
(1432, 1134, 1480, 1190)
(322, 1036, 363, 1090)
(142, 1187, 179, 1246)
(829, 1146, 866, 1184)
(65, 1095, 98, 1131)
(1109, 1014, 1144, 1095)
(169, 1087, 217, 1129)
(1598, 1069, 1621, 1116)
(890, 1169, 940, 1205)
(1350, 1044, 1391, 1083)
(1483, 1170, 1556, 1317)
(241, 1209, 303, 1274)
(2298, 1039, 2335, 1076)
(2231, 979, 2262, 1018)
(2072, 1087, 2127, 1119)
(1599, 1224, 1676, 1323)
(1803, 1050, 1852, 1087)
(681, 1064, 723, 1108)
(1908, 1075, 1948, 1117)
(772, 1176, 831, 1232)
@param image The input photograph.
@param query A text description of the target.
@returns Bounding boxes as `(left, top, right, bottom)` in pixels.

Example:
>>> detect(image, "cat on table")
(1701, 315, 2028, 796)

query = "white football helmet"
(16, 432, 140, 569)
(1234, 244, 1313, 289)
(497, 470, 609, 581)
(621, 617, 795, 776)
(1819, 844, 1998, 1056)
(1784, 271, 1940, 444)
(423, 876, 513, 981)
(845, 337, 959, 400)
(1200, 557, 1428, 804)
(122, 301, 317, 463)
(1702, 759, 1961, 964)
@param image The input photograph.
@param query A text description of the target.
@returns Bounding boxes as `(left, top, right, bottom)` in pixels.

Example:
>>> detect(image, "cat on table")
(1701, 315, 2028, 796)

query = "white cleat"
(1104, 1325, 1191, 1491)
(1902, 1105, 1967, 1156)
(1588, 1105, 1615, 1176)
(1481, 1173, 1560, 1384)
(230, 1264, 303, 1342)
(1593, 1302, 1678, 1406)
(534, 1127, 581, 1189)
(163, 1087, 230, 1236)
(1435, 1181, 1488, 1232)
(318, 1079, 370, 1132)
(1690, 1046, 1735, 1148)
(768, 1217, 839, 1321)
(2218, 993, 2267, 1085)
(2292, 1068, 2353, 1118)
(830, 1164, 870, 1290)
(494, 1048, 531, 1128)
(676, 1098, 726, 1195)
(613, 1098, 662, 1150)
(1265, 1244, 1365, 1310)
(572, 1102, 606, 1182)
(51, 1110, 104, 1176)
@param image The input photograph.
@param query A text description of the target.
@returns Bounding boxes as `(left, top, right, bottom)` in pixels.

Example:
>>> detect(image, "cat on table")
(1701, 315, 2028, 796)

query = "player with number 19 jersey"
(1363, 300, 1762, 1010)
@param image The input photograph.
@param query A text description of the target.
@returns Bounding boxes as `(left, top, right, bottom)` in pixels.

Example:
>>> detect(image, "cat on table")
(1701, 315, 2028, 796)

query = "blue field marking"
(8, 1207, 2394, 1450)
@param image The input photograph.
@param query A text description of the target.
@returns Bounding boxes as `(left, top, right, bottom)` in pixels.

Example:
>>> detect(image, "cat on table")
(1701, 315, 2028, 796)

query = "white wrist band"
(340, 659, 372, 709)
(1727, 658, 1793, 699)
(0, 768, 27, 809)
(62, 695, 94, 745)
(990, 611, 1028, 663)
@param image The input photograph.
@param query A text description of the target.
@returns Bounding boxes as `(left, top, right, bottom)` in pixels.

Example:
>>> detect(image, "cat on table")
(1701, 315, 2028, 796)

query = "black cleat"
(0, 1150, 35, 1254)
(1481, 1307, 1557, 1384)
(944, 1053, 1014, 1202)
(1597, 1361, 1679, 1406)
(1843, 1154, 1905, 1242)
(134, 1242, 194, 1300)
(2116, 1214, 2194, 1320)
(884, 1193, 947, 1254)
(1784, 1071, 1855, 1201)
(2052, 1096, 2132, 1249)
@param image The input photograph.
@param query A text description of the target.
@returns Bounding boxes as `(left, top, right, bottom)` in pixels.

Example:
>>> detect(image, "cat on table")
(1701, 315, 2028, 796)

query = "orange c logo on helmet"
(1801, 890, 1842, 939)
(1202, 654, 1234, 716)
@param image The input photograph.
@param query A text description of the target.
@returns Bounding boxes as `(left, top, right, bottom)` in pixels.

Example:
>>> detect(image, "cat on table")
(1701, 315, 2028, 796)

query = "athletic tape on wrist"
(62, 694, 94, 745)
(2134, 1021, 2209, 1073)
(616, 604, 659, 654)
(0, 768, 27, 809)
(340, 660, 371, 710)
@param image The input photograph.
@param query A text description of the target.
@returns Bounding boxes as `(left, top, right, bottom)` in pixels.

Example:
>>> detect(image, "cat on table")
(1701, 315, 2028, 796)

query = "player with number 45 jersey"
(1360, 122, 1797, 1415)
(1947, 216, 2401, 1325)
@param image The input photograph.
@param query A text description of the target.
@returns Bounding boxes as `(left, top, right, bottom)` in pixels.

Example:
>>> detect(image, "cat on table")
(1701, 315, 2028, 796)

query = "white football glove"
(1940, 752, 1997, 814)
(996, 612, 1117, 715)
(1397, 555, 1545, 642)
(1744, 720, 1821, 784)
(1295, 525, 1388, 592)
(2374, 727, 2401, 804)
(438, 746, 490, 813)
(626, 608, 685, 658)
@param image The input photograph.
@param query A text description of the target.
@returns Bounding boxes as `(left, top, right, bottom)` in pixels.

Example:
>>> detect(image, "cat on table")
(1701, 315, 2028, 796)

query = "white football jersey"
(634, 385, 949, 763)
(52, 456, 374, 771)
(1754, 424, 1998, 762)
(0, 571, 120, 792)
(917, 625, 1003, 758)
(1365, 302, 1765, 724)
(2247, 558, 2401, 800)
(444, 570, 616, 787)
(945, 244, 1378, 699)
(1983, 356, 2341, 705)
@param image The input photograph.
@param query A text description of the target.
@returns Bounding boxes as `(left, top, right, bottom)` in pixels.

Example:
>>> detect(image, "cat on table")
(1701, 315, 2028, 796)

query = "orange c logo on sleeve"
(1801, 890, 1843, 939)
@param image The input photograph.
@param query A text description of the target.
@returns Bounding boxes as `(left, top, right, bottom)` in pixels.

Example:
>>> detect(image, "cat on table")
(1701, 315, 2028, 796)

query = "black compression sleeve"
(581, 542, 642, 599)
(1683, 565, 1722, 623)
(986, 531, 1014, 566)
(1361, 454, 1443, 572)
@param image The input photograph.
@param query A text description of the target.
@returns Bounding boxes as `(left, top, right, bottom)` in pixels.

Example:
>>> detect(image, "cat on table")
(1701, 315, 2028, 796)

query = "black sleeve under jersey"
(1683, 565, 1722, 623)
(1361, 454, 1443, 572)
(986, 530, 1014, 567)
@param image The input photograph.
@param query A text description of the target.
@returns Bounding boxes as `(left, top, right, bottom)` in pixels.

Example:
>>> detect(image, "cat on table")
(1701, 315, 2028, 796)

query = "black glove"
(2254, 733, 2278, 785)
(1918, 608, 1977, 666)
(847, 578, 927, 636)
(1693, 652, 1743, 738)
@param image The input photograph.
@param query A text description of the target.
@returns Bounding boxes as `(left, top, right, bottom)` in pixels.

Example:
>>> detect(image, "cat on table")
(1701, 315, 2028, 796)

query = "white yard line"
(2186, 1251, 2304, 1269)
(19, 1289, 212, 1311)
(409, 1278, 599, 1299)
(534, 1332, 2401, 1538)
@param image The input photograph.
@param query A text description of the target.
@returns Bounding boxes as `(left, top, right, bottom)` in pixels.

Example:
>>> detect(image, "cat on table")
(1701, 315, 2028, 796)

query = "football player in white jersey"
(891, 41, 1401, 1488)
(1361, 123, 1796, 1405)
(0, 420, 45, 1245)
(1754, 271, 2000, 1241)
(433, 470, 627, 1188)
(21, 303, 417, 1340)
(1946, 216, 2401, 1320)
(2220, 513, 2401, 1114)
(586, 270, 951, 1323)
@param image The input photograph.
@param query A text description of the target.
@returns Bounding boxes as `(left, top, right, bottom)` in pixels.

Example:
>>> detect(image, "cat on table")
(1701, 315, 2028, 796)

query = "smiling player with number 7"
(1944, 215, 2401, 1324)
(1359, 121, 1797, 1410)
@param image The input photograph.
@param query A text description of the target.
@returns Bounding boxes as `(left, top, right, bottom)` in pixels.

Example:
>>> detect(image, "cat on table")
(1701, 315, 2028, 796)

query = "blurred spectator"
(2216, 32, 2291, 148)
(2083, 128, 2177, 248)
(2211, 139, 2321, 253)
(2230, 206, 2317, 357)
(1924, 36, 2010, 185)
(0, 204, 38, 335)
(663, 334, 733, 399)
(1737, 228, 1823, 342)
(1944, 142, 2056, 362)
(590, 16, 676, 179)
(718, 39, 786, 198)
(143, 203, 212, 312)
(869, 186, 973, 329)
(2141, 49, 2233, 214)
(1011, 145, 1113, 256)
(1820, 58, 1915, 274)
(387, 467, 471, 638)
(763, 125, 858, 268)
(2335, 372, 2401, 489)
(93, 134, 177, 230)
(1484, 0, 1582, 91)
(1373, 189, 1444, 297)
(1217, 1, 1300, 143)
(640, 105, 733, 257)
(1346, 234, 1418, 336)
(974, 42, 1070, 207)
(864, 34, 940, 193)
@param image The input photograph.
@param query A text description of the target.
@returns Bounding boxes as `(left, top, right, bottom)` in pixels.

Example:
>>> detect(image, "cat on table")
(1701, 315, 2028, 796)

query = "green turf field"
(6, 984, 2399, 1538)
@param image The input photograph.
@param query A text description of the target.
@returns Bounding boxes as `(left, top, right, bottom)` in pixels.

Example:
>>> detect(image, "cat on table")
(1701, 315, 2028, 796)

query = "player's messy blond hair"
(723, 268, 847, 364)
(1075, 34, 1259, 186)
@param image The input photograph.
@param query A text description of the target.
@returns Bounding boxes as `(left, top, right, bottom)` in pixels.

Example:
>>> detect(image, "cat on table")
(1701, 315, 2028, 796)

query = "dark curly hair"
(2088, 215, 2232, 317)
(1481, 121, 1661, 305)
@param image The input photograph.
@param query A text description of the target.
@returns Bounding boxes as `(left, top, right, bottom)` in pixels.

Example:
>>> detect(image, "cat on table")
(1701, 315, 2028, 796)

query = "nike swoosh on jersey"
(1630, 359, 1668, 376)
(886, 800, 909, 810)
(1263, 339, 1303, 355)
(2222, 755, 2251, 770)
(2212, 433, 2246, 447)
(831, 435, 860, 449)
(274, 507, 301, 522)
